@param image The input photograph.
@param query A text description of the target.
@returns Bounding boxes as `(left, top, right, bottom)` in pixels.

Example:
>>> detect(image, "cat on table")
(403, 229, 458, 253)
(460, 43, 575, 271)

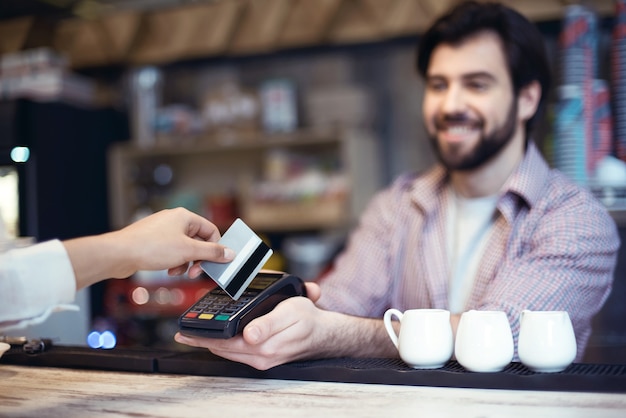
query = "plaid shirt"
(317, 142, 620, 360)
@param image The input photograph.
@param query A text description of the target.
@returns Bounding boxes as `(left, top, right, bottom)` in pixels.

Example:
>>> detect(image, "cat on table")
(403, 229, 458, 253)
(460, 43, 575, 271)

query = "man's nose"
(441, 85, 465, 113)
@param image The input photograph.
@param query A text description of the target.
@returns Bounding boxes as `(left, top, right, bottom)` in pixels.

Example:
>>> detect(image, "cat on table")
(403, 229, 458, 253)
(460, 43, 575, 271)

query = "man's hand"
(175, 281, 398, 370)
(175, 282, 329, 370)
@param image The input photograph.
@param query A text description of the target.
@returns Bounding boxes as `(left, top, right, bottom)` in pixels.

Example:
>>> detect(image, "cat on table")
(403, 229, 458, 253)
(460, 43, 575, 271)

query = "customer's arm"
(64, 207, 234, 290)
(1, 207, 233, 330)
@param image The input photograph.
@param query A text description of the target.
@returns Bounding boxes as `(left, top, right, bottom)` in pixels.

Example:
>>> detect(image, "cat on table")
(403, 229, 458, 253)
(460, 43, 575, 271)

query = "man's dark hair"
(416, 1, 551, 138)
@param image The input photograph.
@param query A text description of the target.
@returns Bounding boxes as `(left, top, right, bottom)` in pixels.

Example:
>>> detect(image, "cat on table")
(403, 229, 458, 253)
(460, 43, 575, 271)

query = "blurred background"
(0, 0, 625, 359)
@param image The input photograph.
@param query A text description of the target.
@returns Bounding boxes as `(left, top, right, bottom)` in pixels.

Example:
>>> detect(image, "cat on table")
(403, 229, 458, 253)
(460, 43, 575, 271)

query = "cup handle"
(383, 308, 403, 349)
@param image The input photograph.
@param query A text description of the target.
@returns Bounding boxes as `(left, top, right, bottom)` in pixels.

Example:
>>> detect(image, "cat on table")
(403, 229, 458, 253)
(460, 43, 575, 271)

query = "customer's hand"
(64, 207, 235, 290)
(113, 207, 235, 278)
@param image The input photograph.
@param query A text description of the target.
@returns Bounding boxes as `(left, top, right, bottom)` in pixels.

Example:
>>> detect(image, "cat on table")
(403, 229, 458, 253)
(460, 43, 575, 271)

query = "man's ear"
(517, 80, 541, 122)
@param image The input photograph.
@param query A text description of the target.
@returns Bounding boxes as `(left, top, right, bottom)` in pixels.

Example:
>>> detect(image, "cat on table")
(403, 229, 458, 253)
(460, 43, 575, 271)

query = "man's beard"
(429, 101, 518, 171)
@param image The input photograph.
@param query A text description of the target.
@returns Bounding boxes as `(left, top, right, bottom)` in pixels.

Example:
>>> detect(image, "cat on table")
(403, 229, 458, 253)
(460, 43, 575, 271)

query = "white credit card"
(200, 218, 273, 300)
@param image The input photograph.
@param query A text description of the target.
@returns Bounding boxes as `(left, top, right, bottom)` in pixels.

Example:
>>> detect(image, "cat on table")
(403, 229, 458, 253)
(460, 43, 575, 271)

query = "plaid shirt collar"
(409, 141, 550, 222)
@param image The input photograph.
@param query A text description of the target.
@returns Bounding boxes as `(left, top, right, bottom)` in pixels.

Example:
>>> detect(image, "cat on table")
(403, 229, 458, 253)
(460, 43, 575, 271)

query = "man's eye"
(428, 82, 447, 92)
(468, 81, 489, 91)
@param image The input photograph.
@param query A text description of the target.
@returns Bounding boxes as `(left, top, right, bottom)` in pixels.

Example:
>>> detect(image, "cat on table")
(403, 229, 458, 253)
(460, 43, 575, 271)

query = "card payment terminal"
(178, 272, 306, 339)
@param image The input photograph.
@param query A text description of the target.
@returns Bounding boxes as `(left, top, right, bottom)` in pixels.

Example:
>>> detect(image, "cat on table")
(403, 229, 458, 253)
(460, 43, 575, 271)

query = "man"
(175, 1, 619, 370)
(1, 207, 235, 331)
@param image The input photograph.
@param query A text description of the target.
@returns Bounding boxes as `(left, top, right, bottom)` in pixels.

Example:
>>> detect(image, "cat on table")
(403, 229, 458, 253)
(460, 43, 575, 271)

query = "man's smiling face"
(422, 30, 522, 171)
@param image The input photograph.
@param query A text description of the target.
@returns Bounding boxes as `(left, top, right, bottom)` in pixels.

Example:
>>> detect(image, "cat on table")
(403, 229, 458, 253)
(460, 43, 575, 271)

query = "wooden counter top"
(1, 364, 626, 417)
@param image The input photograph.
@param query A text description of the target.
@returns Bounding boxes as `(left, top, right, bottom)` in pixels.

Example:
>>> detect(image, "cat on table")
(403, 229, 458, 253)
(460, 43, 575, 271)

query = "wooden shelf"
(107, 128, 382, 233)
(115, 128, 344, 158)
(241, 197, 349, 231)
(0, 17, 33, 54)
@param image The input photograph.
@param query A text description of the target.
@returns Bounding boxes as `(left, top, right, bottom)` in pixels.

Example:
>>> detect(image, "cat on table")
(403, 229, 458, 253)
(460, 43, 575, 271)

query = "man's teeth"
(446, 126, 475, 134)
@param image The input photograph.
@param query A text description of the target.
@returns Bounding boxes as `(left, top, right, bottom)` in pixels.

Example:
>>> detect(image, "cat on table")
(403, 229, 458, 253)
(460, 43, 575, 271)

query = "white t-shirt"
(0, 239, 78, 331)
(446, 188, 498, 314)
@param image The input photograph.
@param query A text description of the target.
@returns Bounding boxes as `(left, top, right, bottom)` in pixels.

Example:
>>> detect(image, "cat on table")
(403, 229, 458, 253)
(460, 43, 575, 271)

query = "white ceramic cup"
(455, 310, 514, 372)
(383, 308, 453, 369)
(518, 310, 577, 373)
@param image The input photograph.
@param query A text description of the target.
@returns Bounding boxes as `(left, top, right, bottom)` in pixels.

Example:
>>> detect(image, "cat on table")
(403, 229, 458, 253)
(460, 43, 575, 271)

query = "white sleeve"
(0, 239, 78, 331)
